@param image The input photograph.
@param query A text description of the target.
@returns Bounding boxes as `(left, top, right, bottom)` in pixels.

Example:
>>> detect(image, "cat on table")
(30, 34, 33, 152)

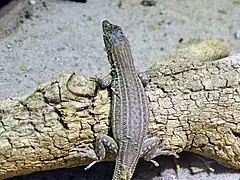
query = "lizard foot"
(66, 147, 99, 170)
(67, 147, 98, 160)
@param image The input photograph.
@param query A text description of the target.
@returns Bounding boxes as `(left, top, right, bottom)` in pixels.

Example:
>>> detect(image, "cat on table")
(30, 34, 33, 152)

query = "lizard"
(69, 20, 179, 180)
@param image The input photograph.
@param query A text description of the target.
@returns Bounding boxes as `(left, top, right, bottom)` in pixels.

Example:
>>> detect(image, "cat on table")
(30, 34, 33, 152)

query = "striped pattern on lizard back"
(102, 20, 149, 179)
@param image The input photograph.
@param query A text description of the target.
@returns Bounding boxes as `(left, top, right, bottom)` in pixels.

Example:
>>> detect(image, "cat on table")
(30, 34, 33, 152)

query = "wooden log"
(1, 40, 239, 179)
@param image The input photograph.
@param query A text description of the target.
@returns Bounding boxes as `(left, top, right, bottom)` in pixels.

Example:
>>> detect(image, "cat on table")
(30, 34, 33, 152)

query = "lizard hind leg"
(68, 133, 118, 170)
(95, 133, 118, 157)
(141, 137, 179, 167)
(88, 134, 118, 169)
(85, 134, 118, 170)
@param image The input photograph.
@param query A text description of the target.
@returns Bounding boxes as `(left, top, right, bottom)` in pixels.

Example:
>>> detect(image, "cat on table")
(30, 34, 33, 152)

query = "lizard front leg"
(138, 72, 151, 87)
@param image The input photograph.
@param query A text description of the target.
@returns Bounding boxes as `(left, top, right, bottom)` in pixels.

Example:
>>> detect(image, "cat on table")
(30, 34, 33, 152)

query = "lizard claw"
(149, 160, 159, 167)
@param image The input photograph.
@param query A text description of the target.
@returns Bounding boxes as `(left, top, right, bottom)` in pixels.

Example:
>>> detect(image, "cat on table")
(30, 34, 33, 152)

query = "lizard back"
(102, 20, 149, 180)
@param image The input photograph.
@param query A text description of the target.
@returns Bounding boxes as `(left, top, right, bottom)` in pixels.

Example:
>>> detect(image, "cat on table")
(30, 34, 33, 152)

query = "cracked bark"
(1, 40, 239, 179)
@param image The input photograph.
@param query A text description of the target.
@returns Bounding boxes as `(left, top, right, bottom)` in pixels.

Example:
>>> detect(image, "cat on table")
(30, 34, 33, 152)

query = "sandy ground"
(0, 0, 240, 179)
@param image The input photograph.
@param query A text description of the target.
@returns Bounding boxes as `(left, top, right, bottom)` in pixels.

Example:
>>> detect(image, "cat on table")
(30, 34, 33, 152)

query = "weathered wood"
(1, 40, 239, 179)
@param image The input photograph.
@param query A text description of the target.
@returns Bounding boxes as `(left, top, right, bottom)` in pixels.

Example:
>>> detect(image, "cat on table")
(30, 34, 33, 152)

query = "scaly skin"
(102, 20, 150, 180)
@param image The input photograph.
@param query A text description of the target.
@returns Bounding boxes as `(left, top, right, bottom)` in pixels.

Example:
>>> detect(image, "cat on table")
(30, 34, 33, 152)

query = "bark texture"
(1, 40, 239, 179)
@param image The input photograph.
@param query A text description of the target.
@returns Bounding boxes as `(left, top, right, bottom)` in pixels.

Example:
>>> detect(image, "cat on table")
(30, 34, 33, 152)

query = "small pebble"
(140, 0, 156, 6)
(29, 0, 36, 5)
(159, 11, 165, 15)
(178, 38, 183, 43)
(234, 29, 240, 40)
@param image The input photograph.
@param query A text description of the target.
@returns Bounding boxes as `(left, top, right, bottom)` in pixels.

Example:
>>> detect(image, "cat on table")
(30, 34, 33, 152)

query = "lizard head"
(102, 20, 128, 50)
